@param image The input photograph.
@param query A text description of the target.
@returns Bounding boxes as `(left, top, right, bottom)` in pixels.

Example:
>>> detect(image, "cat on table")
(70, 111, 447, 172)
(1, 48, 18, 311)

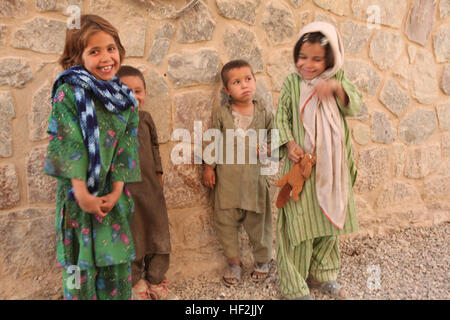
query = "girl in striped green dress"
(274, 22, 362, 300)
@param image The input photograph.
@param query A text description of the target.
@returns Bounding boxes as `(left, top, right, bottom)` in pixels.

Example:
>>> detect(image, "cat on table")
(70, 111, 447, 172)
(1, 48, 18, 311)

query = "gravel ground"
(171, 222, 449, 300)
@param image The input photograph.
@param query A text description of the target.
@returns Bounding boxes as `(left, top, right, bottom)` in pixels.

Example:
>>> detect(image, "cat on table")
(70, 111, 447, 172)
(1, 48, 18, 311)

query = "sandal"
(250, 261, 270, 282)
(148, 280, 179, 300)
(307, 279, 347, 300)
(222, 263, 242, 287)
(131, 279, 150, 300)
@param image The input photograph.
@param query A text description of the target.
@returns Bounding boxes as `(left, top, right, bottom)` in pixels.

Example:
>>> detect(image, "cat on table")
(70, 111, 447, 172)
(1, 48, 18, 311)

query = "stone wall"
(0, 0, 448, 299)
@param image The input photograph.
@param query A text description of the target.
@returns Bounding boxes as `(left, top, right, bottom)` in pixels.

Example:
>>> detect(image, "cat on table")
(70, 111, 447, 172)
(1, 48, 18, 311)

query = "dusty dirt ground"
(16, 221, 448, 300)
(170, 222, 449, 300)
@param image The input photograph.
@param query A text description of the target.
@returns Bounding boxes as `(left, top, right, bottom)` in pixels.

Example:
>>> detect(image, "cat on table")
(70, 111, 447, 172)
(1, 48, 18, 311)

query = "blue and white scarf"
(51, 65, 138, 198)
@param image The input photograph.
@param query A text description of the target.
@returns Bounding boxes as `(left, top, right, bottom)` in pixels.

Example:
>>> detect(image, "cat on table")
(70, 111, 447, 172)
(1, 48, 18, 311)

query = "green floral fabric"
(45, 83, 141, 271)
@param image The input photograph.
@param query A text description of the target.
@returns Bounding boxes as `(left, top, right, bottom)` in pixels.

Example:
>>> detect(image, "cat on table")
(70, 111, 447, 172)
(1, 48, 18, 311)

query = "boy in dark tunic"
(118, 66, 175, 300)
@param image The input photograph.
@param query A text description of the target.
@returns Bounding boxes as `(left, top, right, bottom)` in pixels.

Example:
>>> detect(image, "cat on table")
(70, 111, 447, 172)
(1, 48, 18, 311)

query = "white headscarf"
(296, 21, 348, 230)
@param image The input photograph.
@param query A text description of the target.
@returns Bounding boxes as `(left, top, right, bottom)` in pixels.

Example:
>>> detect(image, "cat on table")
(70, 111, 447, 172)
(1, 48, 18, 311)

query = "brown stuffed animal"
(276, 152, 317, 209)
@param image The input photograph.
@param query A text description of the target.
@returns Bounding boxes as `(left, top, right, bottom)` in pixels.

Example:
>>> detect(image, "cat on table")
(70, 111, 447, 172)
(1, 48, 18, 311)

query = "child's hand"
(157, 173, 164, 189)
(314, 79, 339, 101)
(203, 165, 216, 189)
(99, 192, 120, 214)
(286, 141, 304, 163)
(72, 178, 106, 217)
(314, 79, 349, 105)
(98, 181, 124, 214)
(77, 192, 107, 218)
(257, 142, 271, 158)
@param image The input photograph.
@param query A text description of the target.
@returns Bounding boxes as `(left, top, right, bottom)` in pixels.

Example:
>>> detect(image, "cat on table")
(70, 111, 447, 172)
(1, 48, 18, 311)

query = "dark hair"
(221, 59, 255, 89)
(293, 32, 334, 69)
(117, 65, 146, 90)
(59, 14, 126, 70)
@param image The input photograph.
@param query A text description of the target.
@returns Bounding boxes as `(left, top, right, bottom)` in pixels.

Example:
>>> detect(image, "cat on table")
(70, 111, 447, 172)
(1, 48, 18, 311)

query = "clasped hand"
(76, 192, 120, 218)
(72, 179, 123, 218)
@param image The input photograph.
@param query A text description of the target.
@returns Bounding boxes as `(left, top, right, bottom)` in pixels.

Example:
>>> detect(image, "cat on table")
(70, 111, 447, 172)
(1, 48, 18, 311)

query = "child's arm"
(333, 80, 349, 106)
(99, 181, 124, 214)
(97, 106, 141, 213)
(203, 164, 215, 189)
(157, 173, 163, 188)
(275, 74, 296, 159)
(314, 79, 348, 106)
(44, 84, 89, 181)
(110, 106, 141, 183)
(202, 107, 221, 189)
(258, 107, 274, 158)
(147, 112, 164, 188)
(332, 69, 363, 116)
(71, 178, 106, 217)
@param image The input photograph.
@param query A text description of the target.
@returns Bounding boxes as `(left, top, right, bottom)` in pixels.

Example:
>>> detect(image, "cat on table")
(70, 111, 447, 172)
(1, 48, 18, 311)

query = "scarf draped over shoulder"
(297, 21, 348, 229)
(51, 65, 138, 198)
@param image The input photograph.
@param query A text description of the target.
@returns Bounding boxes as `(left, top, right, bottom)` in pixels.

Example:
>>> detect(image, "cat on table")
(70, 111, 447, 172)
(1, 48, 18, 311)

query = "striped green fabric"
(274, 71, 362, 245)
(277, 211, 341, 298)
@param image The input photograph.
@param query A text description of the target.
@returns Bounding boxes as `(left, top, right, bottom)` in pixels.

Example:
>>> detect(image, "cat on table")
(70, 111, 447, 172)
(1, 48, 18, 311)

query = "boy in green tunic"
(44, 15, 141, 300)
(274, 22, 362, 300)
(203, 60, 274, 286)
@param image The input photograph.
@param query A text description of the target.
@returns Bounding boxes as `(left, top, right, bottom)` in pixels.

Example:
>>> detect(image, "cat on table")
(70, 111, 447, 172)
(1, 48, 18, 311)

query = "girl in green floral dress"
(44, 15, 141, 300)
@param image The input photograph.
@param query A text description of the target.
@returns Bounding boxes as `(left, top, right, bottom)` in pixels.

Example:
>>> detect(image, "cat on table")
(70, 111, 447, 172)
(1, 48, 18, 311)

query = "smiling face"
(223, 66, 256, 103)
(81, 31, 120, 81)
(119, 75, 146, 108)
(295, 41, 327, 80)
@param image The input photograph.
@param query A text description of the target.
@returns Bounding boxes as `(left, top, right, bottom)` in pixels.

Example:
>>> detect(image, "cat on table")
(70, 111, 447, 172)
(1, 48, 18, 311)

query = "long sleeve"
(334, 69, 363, 117)
(111, 105, 141, 183)
(265, 107, 274, 152)
(274, 75, 296, 159)
(44, 84, 88, 181)
(147, 112, 163, 174)
(203, 107, 222, 169)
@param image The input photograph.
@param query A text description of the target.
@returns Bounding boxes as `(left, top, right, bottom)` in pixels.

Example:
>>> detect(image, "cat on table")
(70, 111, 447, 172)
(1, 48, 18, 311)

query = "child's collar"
(225, 99, 262, 111)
